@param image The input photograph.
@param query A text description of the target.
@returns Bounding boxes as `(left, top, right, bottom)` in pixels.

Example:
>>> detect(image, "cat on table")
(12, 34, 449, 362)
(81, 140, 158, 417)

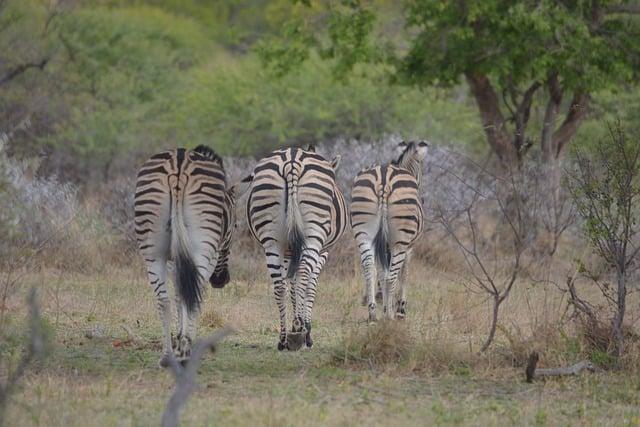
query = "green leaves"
(569, 121, 640, 266)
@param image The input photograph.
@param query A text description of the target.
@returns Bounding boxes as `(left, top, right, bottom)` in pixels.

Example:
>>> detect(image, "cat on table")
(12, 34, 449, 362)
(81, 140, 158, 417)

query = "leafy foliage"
(568, 121, 640, 358)
(261, 0, 640, 165)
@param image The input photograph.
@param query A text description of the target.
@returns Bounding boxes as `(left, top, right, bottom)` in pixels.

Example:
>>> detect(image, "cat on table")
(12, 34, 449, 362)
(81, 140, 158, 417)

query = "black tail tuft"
(373, 224, 390, 271)
(287, 225, 305, 279)
(176, 248, 202, 313)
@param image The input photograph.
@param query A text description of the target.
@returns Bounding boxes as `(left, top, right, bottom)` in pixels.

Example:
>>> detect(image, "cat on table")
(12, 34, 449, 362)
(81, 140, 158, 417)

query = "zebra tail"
(286, 176, 306, 280)
(171, 185, 202, 314)
(373, 201, 390, 271)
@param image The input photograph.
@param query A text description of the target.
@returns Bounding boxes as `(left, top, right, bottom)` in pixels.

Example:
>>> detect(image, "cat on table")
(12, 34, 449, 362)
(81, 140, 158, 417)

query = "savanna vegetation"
(2, 1, 640, 426)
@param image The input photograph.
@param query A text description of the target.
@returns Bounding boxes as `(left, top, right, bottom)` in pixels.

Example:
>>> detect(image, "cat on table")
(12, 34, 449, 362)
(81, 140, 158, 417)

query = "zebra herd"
(134, 142, 427, 365)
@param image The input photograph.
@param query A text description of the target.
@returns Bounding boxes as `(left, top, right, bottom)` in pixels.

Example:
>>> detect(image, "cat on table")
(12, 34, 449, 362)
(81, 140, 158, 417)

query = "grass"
(1, 261, 640, 427)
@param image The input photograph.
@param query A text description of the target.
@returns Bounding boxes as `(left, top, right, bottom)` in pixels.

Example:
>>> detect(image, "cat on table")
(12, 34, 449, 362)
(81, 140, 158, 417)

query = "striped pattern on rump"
(134, 145, 241, 366)
(350, 141, 428, 321)
(240, 146, 346, 350)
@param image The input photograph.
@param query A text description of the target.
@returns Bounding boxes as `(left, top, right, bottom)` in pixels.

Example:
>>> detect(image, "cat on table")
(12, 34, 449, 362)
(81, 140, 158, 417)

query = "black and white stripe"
(350, 141, 427, 321)
(235, 146, 347, 350)
(134, 145, 244, 366)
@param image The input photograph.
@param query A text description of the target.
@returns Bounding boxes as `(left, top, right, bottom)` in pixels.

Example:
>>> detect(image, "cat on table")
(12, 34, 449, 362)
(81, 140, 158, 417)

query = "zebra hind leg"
(395, 250, 412, 319)
(383, 249, 408, 320)
(145, 259, 173, 368)
(361, 244, 378, 323)
(287, 249, 317, 351)
(303, 252, 327, 348)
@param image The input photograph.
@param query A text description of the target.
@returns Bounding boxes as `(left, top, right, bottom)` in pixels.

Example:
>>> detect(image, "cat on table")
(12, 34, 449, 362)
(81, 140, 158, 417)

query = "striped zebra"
(235, 146, 346, 351)
(350, 141, 428, 321)
(134, 145, 246, 367)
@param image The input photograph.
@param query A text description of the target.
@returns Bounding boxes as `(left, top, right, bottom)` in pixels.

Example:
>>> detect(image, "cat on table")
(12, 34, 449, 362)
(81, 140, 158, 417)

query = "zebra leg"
(383, 249, 408, 320)
(303, 251, 327, 348)
(167, 262, 183, 350)
(282, 257, 296, 315)
(174, 251, 215, 364)
(358, 241, 378, 322)
(396, 249, 412, 319)
(376, 280, 383, 304)
(145, 258, 173, 367)
(287, 247, 320, 351)
(264, 247, 288, 350)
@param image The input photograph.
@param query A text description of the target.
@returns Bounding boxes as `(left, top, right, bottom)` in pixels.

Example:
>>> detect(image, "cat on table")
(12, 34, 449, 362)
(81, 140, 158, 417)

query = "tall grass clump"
(333, 320, 474, 375)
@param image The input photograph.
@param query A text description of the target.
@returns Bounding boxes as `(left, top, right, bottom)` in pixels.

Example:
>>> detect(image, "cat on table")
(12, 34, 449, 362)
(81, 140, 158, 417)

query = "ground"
(1, 264, 639, 427)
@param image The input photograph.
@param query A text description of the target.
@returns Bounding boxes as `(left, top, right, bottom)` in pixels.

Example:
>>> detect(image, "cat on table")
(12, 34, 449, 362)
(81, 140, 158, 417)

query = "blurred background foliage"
(0, 0, 638, 186)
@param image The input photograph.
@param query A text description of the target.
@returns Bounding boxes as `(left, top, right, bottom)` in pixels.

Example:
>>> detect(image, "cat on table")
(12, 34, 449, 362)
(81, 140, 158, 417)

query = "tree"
(261, 0, 640, 170)
(567, 121, 640, 360)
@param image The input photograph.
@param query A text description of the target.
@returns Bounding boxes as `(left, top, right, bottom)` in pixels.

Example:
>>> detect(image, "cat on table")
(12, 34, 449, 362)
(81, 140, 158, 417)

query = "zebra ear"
(416, 140, 429, 158)
(330, 155, 341, 171)
(229, 174, 253, 198)
(306, 144, 316, 152)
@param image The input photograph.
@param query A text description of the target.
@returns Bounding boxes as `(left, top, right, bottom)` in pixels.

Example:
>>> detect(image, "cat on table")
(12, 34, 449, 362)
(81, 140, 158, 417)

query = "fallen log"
(525, 352, 596, 383)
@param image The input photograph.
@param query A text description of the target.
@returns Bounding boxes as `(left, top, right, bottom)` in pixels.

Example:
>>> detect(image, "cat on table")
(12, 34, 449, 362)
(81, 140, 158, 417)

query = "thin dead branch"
(161, 327, 233, 427)
(525, 352, 595, 382)
(0, 288, 45, 427)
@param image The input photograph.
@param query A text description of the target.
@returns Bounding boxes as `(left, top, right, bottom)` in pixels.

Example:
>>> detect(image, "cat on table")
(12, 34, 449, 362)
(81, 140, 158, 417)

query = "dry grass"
(1, 214, 640, 426)
(334, 320, 413, 367)
(1, 258, 639, 426)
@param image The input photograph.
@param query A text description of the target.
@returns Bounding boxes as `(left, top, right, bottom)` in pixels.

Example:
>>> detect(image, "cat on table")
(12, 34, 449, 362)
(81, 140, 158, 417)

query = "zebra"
(350, 141, 428, 321)
(234, 146, 347, 351)
(134, 145, 247, 366)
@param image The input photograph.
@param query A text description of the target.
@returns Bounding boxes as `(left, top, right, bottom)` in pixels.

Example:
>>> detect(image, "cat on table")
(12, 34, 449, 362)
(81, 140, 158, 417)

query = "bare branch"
(0, 288, 45, 427)
(553, 92, 590, 157)
(525, 352, 595, 382)
(465, 72, 517, 165)
(606, 3, 640, 14)
(0, 58, 50, 87)
(161, 327, 233, 427)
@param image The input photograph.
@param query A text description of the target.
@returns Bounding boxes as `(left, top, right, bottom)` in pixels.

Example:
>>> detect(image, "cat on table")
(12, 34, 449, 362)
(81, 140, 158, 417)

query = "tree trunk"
(480, 295, 501, 353)
(613, 266, 627, 359)
(465, 72, 519, 169)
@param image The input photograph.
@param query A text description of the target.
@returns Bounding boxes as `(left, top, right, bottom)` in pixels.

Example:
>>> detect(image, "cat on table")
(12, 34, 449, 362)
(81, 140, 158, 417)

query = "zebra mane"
(392, 141, 427, 180)
(193, 145, 223, 167)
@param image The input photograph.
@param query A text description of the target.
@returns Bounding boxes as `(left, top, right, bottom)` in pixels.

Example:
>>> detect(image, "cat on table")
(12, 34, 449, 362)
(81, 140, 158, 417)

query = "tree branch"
(161, 327, 233, 427)
(553, 92, 590, 157)
(513, 81, 541, 153)
(525, 352, 595, 382)
(606, 3, 640, 14)
(0, 57, 50, 87)
(0, 288, 45, 427)
(465, 72, 516, 165)
(540, 73, 563, 161)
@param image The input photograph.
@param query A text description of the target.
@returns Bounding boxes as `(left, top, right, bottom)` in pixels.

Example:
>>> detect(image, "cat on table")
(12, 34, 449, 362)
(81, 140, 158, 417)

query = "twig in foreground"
(525, 352, 596, 383)
(161, 327, 233, 427)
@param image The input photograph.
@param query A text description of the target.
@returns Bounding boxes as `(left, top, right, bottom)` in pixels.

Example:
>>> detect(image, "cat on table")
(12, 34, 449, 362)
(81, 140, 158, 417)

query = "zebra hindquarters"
(174, 190, 225, 338)
(351, 170, 384, 322)
(383, 176, 423, 320)
(135, 160, 174, 367)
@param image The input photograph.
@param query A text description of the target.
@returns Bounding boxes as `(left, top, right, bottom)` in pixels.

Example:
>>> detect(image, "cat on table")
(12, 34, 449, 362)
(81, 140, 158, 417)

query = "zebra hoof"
(286, 331, 305, 351)
(278, 341, 287, 351)
(158, 354, 172, 368)
(210, 269, 230, 288)
(174, 335, 192, 364)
